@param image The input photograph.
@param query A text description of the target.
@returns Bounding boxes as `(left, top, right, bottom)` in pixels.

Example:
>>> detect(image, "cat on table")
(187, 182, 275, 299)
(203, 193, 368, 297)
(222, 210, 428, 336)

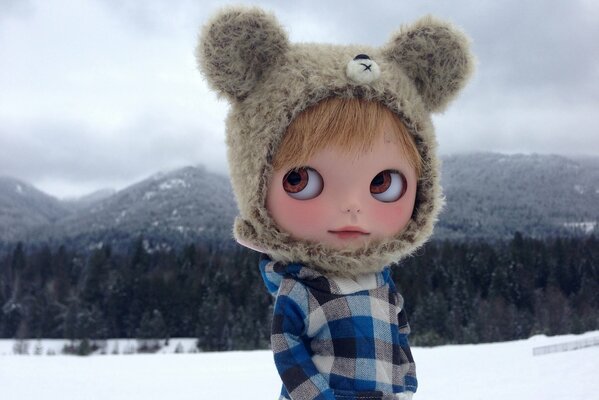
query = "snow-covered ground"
(1, 331, 598, 400)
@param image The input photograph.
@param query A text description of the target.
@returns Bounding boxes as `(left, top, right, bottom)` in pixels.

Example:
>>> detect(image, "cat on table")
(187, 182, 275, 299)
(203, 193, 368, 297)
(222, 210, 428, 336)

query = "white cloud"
(0, 0, 597, 198)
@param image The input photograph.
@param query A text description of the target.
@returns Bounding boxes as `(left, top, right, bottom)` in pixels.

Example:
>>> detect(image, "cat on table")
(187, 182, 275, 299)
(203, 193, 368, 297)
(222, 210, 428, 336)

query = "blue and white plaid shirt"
(260, 255, 417, 400)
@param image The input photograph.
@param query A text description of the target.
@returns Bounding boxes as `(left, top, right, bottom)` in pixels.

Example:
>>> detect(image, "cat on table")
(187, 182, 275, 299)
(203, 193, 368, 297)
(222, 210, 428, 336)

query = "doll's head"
(197, 6, 474, 277)
(267, 97, 420, 250)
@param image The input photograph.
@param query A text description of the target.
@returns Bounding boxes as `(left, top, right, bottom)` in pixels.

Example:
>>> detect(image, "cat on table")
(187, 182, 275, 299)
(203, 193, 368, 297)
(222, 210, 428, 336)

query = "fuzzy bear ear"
(383, 16, 474, 113)
(197, 7, 289, 102)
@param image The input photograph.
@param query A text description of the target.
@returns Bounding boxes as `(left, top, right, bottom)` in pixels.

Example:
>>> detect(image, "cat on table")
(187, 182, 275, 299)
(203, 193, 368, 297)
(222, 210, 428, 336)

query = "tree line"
(396, 233, 598, 345)
(1, 233, 597, 351)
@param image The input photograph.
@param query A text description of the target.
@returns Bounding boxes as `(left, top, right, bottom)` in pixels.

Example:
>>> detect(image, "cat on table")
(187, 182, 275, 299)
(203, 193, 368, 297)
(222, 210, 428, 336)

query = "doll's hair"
(272, 97, 422, 178)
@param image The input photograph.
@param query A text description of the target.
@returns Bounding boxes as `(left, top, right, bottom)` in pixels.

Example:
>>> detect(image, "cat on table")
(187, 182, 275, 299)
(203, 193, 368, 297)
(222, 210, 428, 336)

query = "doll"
(197, 7, 473, 400)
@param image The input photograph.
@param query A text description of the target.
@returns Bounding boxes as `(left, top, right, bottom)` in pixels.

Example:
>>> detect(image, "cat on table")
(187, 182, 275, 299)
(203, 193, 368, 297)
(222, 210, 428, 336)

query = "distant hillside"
(25, 165, 238, 252)
(0, 154, 598, 251)
(61, 188, 117, 211)
(0, 176, 70, 242)
(436, 153, 599, 240)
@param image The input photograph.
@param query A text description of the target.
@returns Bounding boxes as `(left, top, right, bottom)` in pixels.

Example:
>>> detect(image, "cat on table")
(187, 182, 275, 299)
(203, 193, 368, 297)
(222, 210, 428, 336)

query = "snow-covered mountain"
(436, 153, 599, 240)
(6, 165, 238, 252)
(0, 176, 71, 242)
(1, 153, 597, 249)
(61, 188, 117, 211)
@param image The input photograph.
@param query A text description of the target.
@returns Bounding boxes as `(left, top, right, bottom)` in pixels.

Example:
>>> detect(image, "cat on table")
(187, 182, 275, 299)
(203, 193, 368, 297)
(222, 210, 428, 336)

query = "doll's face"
(266, 114, 417, 250)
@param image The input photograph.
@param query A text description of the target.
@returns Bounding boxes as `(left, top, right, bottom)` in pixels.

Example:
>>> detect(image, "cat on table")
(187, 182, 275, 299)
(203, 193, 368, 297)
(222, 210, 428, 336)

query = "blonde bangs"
(273, 97, 422, 177)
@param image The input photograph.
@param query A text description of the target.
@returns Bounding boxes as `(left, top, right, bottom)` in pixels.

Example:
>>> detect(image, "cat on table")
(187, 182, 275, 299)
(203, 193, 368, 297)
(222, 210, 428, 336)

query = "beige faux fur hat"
(197, 6, 474, 277)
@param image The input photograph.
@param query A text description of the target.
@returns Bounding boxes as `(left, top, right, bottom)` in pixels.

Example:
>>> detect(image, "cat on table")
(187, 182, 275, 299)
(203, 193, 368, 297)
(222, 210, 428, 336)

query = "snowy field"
(1, 331, 598, 400)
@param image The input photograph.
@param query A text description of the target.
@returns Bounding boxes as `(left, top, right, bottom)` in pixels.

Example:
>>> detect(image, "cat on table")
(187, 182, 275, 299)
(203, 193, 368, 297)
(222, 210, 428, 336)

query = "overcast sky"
(1, 0, 598, 199)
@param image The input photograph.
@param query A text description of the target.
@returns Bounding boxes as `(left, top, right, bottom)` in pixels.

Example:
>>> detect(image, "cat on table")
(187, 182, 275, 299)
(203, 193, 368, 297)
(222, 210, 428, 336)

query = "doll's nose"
(342, 204, 361, 214)
(338, 187, 363, 214)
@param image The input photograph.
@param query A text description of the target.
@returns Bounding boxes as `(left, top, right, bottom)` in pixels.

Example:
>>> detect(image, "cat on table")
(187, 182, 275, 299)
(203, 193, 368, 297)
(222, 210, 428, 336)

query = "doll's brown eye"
(282, 167, 323, 200)
(370, 170, 406, 202)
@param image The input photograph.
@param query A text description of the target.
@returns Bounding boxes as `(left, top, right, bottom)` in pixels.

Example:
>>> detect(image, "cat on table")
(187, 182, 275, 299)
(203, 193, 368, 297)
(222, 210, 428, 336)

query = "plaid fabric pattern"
(259, 255, 417, 400)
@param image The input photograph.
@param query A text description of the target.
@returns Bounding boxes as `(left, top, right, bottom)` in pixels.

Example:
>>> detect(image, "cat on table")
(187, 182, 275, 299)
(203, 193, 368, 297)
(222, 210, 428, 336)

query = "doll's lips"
(328, 226, 370, 239)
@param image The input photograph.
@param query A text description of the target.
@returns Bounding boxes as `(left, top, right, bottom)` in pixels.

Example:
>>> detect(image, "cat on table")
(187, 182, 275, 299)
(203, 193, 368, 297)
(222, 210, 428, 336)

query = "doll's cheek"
(289, 201, 328, 230)
(371, 201, 413, 236)
(267, 190, 325, 238)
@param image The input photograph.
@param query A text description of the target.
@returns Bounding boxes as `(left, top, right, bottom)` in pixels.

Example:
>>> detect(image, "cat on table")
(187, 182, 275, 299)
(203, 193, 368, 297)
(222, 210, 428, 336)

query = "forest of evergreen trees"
(1, 233, 597, 352)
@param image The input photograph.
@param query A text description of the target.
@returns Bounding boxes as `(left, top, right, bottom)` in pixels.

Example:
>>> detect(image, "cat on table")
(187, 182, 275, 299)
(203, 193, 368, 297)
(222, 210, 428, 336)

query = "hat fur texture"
(197, 6, 474, 277)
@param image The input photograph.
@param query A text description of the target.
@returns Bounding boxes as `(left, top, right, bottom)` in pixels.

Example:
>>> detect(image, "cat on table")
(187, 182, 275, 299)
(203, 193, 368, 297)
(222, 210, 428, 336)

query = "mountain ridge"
(1, 153, 597, 251)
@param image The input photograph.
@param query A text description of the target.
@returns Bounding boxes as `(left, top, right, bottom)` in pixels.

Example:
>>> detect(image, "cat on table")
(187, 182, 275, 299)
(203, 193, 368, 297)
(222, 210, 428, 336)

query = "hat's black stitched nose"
(353, 54, 370, 60)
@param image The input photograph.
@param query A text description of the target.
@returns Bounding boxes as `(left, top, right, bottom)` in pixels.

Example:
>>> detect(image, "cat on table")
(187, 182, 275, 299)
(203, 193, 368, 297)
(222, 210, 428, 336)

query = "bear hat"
(197, 6, 474, 277)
